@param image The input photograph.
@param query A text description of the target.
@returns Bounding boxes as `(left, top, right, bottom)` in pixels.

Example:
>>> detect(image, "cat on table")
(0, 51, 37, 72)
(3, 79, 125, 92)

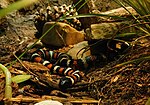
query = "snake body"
(31, 49, 96, 89)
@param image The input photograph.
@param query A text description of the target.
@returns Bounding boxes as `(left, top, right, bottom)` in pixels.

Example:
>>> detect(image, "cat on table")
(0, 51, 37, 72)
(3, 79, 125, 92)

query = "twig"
(132, 34, 150, 46)
(114, 55, 150, 68)
(56, 29, 66, 46)
(13, 52, 37, 77)
(119, 22, 150, 32)
(3, 97, 99, 104)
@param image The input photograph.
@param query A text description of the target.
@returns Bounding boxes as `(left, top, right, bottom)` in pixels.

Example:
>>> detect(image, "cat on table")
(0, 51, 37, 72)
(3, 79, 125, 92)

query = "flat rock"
(67, 41, 91, 59)
(91, 22, 123, 39)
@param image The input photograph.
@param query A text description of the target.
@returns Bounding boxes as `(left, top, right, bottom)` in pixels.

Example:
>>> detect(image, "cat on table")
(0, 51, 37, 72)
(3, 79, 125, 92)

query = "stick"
(114, 55, 150, 68)
(3, 97, 99, 104)
(13, 52, 37, 77)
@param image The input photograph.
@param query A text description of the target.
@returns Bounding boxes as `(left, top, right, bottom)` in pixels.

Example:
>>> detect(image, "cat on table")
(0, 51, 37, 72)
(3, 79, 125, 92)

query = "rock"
(89, 0, 121, 12)
(91, 7, 137, 24)
(90, 21, 141, 39)
(67, 41, 91, 59)
(58, 0, 72, 6)
(91, 22, 123, 39)
(0, 0, 9, 8)
(34, 100, 63, 105)
(27, 40, 44, 48)
(41, 22, 85, 47)
(99, 7, 137, 17)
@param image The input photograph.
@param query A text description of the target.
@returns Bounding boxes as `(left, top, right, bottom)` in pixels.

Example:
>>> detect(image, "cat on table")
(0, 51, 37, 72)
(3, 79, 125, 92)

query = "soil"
(0, 1, 150, 105)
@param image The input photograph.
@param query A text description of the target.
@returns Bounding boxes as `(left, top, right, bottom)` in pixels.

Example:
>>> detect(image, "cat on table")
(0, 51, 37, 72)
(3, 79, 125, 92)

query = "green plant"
(11, 75, 32, 83)
(114, 0, 150, 34)
(0, 64, 32, 98)
(0, 0, 38, 18)
(0, 64, 12, 99)
(123, 0, 150, 16)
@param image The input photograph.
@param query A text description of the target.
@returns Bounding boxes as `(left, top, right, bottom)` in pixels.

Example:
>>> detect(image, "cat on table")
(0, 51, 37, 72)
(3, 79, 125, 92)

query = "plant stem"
(0, 64, 12, 98)
(0, 0, 38, 18)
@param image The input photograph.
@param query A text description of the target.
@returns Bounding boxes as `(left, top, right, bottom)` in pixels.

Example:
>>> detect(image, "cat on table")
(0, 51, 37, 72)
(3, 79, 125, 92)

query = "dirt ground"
(0, 1, 150, 105)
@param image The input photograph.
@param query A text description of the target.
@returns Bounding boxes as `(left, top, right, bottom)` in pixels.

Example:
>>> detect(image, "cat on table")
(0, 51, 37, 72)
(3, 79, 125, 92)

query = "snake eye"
(116, 43, 122, 49)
